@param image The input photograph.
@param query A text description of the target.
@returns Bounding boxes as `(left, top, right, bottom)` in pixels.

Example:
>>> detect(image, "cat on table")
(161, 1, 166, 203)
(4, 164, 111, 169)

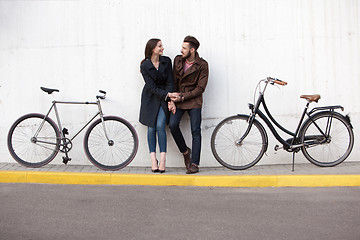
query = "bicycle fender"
(345, 114, 353, 129)
(300, 111, 349, 134)
(236, 114, 269, 152)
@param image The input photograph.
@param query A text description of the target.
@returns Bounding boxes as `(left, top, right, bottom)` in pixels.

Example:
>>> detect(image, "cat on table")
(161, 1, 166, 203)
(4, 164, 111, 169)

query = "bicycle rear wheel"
(300, 111, 354, 167)
(211, 115, 268, 170)
(7, 113, 60, 167)
(84, 116, 139, 171)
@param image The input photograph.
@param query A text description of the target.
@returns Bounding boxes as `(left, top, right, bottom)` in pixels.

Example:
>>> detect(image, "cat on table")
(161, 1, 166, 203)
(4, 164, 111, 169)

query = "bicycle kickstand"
(292, 152, 295, 172)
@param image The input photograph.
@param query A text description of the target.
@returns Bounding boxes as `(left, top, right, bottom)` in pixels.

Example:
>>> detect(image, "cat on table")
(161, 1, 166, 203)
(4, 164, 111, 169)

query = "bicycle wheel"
(300, 111, 354, 167)
(84, 116, 139, 170)
(211, 114, 268, 170)
(7, 113, 60, 167)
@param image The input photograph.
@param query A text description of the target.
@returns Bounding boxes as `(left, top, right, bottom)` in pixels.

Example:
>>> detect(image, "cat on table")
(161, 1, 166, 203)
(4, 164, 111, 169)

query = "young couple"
(139, 36, 209, 174)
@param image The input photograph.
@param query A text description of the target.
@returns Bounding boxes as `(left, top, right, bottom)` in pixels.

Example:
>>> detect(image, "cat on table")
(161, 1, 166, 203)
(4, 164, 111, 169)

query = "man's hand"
(168, 92, 181, 102)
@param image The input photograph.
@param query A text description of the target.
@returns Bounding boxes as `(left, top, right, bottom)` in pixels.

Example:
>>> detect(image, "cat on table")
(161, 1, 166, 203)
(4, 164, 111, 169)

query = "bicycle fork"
(236, 114, 256, 145)
(97, 100, 114, 146)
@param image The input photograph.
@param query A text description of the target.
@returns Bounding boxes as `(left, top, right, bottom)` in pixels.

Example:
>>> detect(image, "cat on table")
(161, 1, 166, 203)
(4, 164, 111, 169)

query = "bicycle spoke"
(8, 114, 60, 167)
(84, 117, 138, 170)
(301, 112, 354, 166)
(211, 115, 267, 170)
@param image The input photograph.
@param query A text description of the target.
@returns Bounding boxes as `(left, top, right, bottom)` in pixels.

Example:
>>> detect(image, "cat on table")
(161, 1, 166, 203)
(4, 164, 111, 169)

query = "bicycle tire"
(211, 115, 268, 170)
(300, 111, 354, 167)
(7, 113, 60, 167)
(84, 116, 139, 171)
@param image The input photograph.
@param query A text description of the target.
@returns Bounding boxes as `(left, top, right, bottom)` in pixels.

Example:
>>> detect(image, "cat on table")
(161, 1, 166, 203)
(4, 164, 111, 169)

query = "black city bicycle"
(211, 77, 354, 171)
(8, 87, 139, 171)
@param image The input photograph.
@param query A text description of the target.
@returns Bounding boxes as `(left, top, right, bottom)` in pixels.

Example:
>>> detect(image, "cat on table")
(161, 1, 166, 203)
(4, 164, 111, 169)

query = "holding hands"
(167, 92, 183, 114)
(167, 92, 184, 114)
(168, 92, 183, 103)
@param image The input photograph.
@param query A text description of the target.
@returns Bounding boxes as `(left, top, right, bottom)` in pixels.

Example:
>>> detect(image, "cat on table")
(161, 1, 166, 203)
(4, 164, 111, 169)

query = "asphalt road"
(1, 183, 360, 240)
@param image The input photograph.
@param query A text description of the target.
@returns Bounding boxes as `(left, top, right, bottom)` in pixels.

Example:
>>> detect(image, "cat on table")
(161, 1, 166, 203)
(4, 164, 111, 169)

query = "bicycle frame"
(34, 98, 110, 147)
(245, 80, 344, 152)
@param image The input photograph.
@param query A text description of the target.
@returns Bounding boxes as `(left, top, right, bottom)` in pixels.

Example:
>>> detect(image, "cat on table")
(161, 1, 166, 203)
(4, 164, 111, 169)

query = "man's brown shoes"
(186, 163, 199, 174)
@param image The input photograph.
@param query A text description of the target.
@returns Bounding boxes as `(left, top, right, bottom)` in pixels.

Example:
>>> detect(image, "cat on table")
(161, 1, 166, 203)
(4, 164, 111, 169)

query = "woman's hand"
(168, 101, 176, 114)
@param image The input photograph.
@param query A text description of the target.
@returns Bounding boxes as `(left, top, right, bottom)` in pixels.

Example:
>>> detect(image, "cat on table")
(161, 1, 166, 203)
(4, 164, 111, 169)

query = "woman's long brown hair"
(140, 38, 161, 65)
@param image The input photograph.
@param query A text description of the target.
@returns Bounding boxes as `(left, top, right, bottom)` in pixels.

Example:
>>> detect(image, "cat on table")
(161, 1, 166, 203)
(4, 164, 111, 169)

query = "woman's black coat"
(139, 56, 173, 127)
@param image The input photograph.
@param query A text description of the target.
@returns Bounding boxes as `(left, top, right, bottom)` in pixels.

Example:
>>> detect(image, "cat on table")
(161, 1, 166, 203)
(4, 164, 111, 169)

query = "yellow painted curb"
(111, 174, 196, 186)
(0, 171, 27, 183)
(1, 171, 360, 187)
(194, 175, 278, 187)
(26, 172, 112, 185)
(277, 175, 360, 187)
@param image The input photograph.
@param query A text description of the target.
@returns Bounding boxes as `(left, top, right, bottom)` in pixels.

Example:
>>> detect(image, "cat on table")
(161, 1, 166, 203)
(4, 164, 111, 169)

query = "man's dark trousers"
(169, 108, 202, 165)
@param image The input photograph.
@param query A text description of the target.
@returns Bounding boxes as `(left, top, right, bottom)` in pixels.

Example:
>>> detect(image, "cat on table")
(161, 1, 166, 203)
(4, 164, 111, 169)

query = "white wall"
(0, 0, 359, 168)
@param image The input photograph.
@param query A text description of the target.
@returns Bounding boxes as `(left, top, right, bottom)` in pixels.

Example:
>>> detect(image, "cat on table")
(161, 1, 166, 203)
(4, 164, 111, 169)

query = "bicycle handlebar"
(267, 77, 288, 86)
(96, 90, 107, 100)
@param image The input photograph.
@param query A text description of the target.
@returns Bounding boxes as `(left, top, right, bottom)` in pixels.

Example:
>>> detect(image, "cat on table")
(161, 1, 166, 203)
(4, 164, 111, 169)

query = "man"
(168, 36, 209, 174)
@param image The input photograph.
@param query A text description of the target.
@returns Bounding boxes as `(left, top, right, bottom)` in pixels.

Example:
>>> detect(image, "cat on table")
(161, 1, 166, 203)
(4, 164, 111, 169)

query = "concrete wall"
(0, 0, 359, 168)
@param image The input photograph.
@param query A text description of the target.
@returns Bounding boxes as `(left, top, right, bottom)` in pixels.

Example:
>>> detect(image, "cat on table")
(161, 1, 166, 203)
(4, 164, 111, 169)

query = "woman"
(139, 39, 175, 173)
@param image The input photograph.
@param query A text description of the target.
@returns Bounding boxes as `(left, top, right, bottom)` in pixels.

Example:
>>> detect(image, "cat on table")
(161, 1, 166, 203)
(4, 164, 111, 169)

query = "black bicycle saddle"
(40, 87, 60, 94)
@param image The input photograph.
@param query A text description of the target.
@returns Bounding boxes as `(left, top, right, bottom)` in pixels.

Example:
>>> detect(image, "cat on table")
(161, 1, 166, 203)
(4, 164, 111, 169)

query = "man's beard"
(182, 51, 191, 60)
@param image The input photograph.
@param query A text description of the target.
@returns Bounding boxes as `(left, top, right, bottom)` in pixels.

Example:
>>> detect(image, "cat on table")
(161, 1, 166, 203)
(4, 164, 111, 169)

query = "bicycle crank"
(60, 138, 73, 153)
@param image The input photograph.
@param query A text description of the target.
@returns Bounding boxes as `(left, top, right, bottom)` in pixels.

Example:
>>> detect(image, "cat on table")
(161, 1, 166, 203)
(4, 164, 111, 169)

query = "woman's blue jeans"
(148, 107, 167, 153)
(169, 108, 202, 165)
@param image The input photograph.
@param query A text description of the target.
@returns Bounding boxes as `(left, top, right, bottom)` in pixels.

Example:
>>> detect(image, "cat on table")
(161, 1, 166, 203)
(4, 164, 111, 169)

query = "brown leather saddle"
(300, 94, 321, 103)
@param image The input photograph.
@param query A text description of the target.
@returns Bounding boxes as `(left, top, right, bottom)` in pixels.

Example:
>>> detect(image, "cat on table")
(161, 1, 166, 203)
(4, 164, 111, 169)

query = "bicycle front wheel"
(7, 113, 60, 167)
(211, 115, 268, 170)
(300, 111, 354, 167)
(84, 116, 139, 171)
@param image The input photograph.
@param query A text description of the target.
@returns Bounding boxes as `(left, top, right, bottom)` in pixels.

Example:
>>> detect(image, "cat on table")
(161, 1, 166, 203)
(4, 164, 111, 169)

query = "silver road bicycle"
(8, 87, 139, 171)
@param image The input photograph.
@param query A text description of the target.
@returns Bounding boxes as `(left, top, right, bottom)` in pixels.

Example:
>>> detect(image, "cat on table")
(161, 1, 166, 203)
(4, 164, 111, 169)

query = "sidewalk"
(1, 161, 360, 187)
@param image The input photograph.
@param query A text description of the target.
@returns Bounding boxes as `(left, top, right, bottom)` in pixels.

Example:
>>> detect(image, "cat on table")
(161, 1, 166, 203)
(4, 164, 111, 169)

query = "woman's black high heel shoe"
(159, 159, 166, 173)
(152, 159, 159, 173)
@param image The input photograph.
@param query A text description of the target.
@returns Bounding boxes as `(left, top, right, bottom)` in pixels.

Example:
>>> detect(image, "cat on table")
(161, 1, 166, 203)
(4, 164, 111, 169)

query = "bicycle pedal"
(274, 145, 283, 151)
(62, 157, 72, 164)
(63, 128, 69, 135)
